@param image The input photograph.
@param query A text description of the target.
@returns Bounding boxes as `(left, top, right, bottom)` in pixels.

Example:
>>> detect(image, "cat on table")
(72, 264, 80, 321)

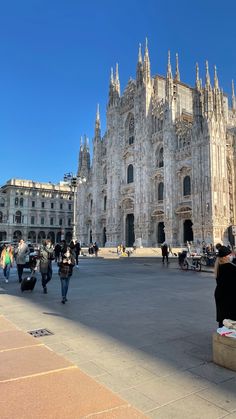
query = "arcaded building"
(0, 179, 73, 244)
(77, 43, 236, 247)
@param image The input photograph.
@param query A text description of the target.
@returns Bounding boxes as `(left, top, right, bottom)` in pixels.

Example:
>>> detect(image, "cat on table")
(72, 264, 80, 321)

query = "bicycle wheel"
(194, 261, 201, 272)
(200, 256, 207, 266)
(181, 261, 188, 270)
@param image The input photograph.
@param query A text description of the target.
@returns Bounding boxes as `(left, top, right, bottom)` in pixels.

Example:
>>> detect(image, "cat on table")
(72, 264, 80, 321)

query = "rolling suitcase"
(21, 272, 37, 292)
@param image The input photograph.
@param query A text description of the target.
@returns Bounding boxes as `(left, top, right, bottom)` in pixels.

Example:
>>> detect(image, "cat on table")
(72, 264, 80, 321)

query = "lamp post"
(64, 173, 86, 243)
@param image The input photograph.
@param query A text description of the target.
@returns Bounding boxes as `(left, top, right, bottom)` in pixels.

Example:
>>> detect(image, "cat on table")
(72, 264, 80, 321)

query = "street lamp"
(64, 173, 86, 242)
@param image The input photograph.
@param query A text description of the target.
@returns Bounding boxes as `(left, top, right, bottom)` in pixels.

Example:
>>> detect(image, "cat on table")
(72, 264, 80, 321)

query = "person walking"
(75, 241, 81, 266)
(54, 243, 61, 263)
(15, 239, 30, 283)
(58, 243, 75, 304)
(214, 245, 236, 328)
(0, 244, 14, 283)
(93, 242, 99, 257)
(161, 242, 169, 264)
(38, 239, 54, 294)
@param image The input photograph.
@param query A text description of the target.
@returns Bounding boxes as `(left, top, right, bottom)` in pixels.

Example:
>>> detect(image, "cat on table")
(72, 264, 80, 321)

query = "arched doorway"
(28, 231, 36, 243)
(13, 230, 22, 242)
(38, 231, 46, 244)
(183, 219, 193, 243)
(0, 231, 7, 241)
(65, 231, 72, 243)
(47, 231, 55, 244)
(103, 227, 107, 247)
(56, 232, 61, 243)
(126, 214, 135, 246)
(157, 222, 165, 244)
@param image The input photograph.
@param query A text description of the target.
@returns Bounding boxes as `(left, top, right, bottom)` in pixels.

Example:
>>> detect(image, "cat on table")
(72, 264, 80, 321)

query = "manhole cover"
(28, 328, 54, 338)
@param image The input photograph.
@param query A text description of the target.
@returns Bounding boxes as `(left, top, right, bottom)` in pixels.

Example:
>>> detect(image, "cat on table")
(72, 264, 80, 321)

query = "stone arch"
(13, 230, 22, 241)
(47, 231, 55, 244)
(38, 231, 46, 243)
(28, 231, 36, 242)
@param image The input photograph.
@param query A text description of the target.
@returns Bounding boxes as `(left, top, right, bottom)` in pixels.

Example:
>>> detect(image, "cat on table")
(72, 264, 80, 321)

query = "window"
(68, 218, 71, 226)
(183, 176, 191, 196)
(0, 198, 5, 207)
(20, 198, 24, 207)
(51, 202, 54, 209)
(41, 217, 44, 225)
(128, 115, 134, 145)
(31, 216, 35, 225)
(68, 204, 72, 210)
(0, 211, 3, 223)
(158, 148, 164, 168)
(158, 182, 164, 201)
(41, 202, 45, 209)
(15, 211, 22, 224)
(127, 164, 134, 183)
(50, 218, 54, 226)
(15, 197, 19, 206)
(90, 199, 93, 214)
(104, 196, 107, 211)
(59, 218, 63, 226)
(103, 167, 107, 184)
(60, 203, 63, 210)
(32, 201, 35, 208)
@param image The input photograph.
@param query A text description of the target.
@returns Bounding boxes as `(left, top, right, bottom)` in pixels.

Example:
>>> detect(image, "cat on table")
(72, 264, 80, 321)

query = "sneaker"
(5, 279, 8, 283)
(43, 287, 47, 294)
(61, 299, 65, 304)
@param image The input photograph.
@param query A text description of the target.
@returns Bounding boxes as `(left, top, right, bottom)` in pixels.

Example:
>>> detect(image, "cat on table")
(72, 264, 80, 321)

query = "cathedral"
(77, 42, 236, 248)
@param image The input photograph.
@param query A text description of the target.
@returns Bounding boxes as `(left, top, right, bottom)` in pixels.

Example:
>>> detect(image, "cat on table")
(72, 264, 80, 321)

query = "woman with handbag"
(0, 244, 14, 283)
(58, 244, 75, 304)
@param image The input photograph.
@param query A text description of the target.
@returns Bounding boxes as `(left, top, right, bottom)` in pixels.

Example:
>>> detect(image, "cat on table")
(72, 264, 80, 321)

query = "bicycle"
(179, 251, 202, 271)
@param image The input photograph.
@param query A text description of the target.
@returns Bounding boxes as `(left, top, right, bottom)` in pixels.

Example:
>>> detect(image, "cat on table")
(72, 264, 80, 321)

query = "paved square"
(0, 258, 236, 417)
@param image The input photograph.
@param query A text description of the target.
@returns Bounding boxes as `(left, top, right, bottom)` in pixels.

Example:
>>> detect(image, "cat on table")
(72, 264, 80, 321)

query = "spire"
(80, 135, 83, 149)
(115, 63, 120, 96)
(95, 104, 101, 139)
(175, 53, 180, 81)
(232, 79, 236, 111)
(136, 43, 143, 88)
(108, 67, 115, 106)
(166, 50, 173, 102)
(195, 62, 201, 90)
(138, 43, 142, 63)
(205, 60, 211, 88)
(167, 50, 172, 79)
(214, 65, 219, 90)
(143, 37, 151, 84)
(86, 136, 89, 149)
(110, 67, 114, 84)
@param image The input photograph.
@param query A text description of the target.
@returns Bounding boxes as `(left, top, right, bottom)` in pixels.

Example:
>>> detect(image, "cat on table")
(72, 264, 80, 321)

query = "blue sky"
(0, 0, 236, 185)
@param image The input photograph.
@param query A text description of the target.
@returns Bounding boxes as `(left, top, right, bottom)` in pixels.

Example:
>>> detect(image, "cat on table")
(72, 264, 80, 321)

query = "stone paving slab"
(0, 329, 41, 351)
(0, 315, 147, 418)
(0, 259, 235, 418)
(0, 315, 19, 331)
(0, 344, 73, 381)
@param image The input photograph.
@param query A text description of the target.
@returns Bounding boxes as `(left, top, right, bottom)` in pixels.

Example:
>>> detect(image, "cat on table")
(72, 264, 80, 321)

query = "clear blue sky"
(0, 0, 235, 185)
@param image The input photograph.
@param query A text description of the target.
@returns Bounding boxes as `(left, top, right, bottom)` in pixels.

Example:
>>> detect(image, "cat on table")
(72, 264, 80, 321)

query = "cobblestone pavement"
(0, 258, 236, 418)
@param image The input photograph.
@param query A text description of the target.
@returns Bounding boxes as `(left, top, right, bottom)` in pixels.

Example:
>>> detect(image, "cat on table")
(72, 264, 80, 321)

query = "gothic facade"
(77, 43, 236, 247)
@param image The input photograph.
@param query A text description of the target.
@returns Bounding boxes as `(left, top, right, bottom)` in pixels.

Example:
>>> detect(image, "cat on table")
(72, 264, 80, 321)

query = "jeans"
(41, 263, 52, 288)
(4, 264, 11, 279)
(162, 254, 169, 263)
(60, 277, 70, 299)
(17, 264, 24, 282)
